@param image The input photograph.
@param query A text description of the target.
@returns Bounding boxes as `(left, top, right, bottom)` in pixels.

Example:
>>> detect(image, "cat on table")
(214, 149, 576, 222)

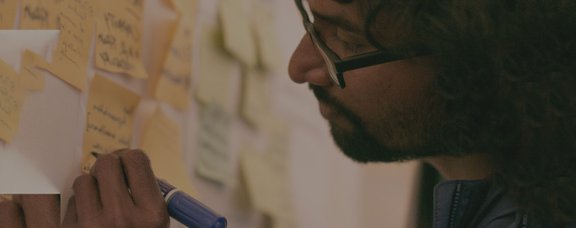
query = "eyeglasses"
(295, 0, 408, 88)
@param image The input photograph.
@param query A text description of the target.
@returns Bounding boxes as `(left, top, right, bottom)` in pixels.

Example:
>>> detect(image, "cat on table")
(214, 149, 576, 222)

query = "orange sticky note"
(19, 0, 61, 29)
(0, 59, 25, 143)
(154, 17, 195, 110)
(20, 50, 50, 91)
(93, 0, 148, 78)
(82, 75, 140, 170)
(141, 108, 195, 195)
(49, 0, 95, 91)
(0, 0, 18, 29)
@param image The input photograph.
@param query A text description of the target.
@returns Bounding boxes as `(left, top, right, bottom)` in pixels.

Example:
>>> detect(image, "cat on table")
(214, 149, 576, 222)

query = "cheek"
(336, 58, 437, 124)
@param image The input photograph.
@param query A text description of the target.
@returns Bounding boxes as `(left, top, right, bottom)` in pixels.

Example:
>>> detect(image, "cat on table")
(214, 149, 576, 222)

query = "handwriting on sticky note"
(0, 59, 24, 143)
(82, 75, 140, 168)
(49, 0, 94, 90)
(154, 18, 195, 110)
(20, 0, 60, 29)
(0, 0, 18, 29)
(141, 108, 195, 195)
(94, 2, 147, 78)
(195, 104, 232, 185)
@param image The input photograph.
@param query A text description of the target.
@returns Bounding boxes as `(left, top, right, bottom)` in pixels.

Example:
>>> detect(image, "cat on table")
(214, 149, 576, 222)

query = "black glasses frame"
(295, 0, 408, 88)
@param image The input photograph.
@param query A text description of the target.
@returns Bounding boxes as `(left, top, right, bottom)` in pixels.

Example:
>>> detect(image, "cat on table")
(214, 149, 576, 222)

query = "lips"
(310, 85, 338, 119)
(318, 100, 333, 119)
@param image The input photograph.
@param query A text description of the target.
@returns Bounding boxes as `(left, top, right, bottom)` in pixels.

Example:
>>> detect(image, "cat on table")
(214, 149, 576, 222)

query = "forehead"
(305, 0, 365, 30)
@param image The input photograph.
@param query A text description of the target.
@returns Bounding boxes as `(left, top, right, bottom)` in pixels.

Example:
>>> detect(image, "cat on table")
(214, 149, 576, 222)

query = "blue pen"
(89, 152, 227, 228)
(157, 179, 227, 228)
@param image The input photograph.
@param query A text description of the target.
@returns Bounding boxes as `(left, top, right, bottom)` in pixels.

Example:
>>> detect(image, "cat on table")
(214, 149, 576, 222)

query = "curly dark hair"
(361, 0, 576, 224)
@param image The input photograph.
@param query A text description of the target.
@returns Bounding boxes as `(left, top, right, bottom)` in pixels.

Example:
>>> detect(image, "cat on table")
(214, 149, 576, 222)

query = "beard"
(310, 84, 466, 163)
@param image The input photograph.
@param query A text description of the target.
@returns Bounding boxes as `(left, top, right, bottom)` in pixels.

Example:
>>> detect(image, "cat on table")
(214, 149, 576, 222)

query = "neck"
(423, 154, 494, 180)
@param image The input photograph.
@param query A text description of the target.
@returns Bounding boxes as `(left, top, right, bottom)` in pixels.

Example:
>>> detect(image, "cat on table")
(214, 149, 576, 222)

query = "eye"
(335, 29, 371, 53)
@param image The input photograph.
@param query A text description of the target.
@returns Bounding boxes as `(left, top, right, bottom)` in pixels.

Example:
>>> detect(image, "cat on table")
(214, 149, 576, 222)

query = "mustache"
(309, 84, 365, 127)
(309, 85, 347, 115)
(309, 84, 334, 105)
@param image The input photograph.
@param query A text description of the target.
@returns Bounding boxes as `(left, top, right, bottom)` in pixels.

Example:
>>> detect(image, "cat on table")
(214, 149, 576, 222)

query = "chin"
(329, 122, 439, 163)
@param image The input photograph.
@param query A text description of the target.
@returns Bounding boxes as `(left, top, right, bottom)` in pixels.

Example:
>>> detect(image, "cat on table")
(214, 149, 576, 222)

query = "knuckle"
(123, 149, 151, 167)
(0, 200, 19, 212)
(92, 153, 120, 176)
(73, 174, 95, 191)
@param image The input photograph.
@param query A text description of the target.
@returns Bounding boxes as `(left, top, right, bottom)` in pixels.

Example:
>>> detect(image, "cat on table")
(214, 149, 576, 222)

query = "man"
(2, 0, 575, 227)
(289, 0, 576, 227)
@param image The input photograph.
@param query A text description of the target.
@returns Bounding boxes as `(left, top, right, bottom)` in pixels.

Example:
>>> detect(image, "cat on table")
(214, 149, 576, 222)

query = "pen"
(89, 152, 227, 228)
(158, 179, 227, 228)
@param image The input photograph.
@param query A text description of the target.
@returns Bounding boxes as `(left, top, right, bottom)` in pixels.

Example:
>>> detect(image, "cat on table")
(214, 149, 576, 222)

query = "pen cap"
(167, 191, 227, 228)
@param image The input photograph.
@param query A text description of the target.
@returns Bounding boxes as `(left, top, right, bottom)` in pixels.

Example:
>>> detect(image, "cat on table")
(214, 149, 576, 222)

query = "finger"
(18, 194, 60, 228)
(117, 149, 165, 210)
(0, 200, 25, 228)
(91, 151, 133, 209)
(73, 174, 102, 219)
(61, 196, 78, 227)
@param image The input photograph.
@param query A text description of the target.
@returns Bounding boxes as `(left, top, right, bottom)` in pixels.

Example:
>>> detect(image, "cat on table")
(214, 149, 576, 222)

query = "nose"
(288, 35, 333, 87)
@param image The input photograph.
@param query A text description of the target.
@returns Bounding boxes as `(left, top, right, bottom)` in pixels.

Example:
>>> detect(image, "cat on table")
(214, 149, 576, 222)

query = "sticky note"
(240, 69, 270, 127)
(20, 50, 49, 91)
(218, 0, 257, 67)
(49, 0, 95, 91)
(169, 0, 198, 16)
(94, 0, 148, 78)
(19, 0, 61, 29)
(252, 1, 283, 71)
(0, 59, 24, 143)
(81, 75, 140, 172)
(141, 108, 195, 195)
(240, 144, 293, 219)
(154, 17, 195, 110)
(0, 0, 18, 29)
(195, 23, 236, 111)
(195, 104, 232, 185)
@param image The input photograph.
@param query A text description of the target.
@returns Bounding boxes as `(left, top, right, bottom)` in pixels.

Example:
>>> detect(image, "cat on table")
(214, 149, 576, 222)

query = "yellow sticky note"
(0, 59, 24, 143)
(154, 17, 195, 110)
(263, 116, 291, 165)
(252, 2, 283, 71)
(0, 0, 18, 29)
(94, 1, 148, 78)
(218, 0, 257, 67)
(169, 0, 198, 14)
(49, 0, 95, 91)
(20, 50, 49, 91)
(195, 104, 233, 185)
(240, 144, 293, 218)
(19, 0, 61, 29)
(195, 23, 235, 110)
(82, 75, 140, 168)
(240, 69, 270, 127)
(141, 108, 195, 195)
(169, 0, 197, 16)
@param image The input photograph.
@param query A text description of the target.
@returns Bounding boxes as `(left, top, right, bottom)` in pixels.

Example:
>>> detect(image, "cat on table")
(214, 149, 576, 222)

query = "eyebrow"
(311, 10, 361, 33)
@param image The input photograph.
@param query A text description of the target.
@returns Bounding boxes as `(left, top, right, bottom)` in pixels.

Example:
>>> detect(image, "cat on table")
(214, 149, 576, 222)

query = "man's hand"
(0, 195, 60, 228)
(62, 149, 169, 228)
